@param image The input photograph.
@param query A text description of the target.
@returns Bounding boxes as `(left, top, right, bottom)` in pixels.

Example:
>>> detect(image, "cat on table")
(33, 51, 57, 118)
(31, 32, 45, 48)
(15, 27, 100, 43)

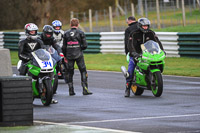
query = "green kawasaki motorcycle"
(122, 40, 166, 97)
(18, 49, 57, 106)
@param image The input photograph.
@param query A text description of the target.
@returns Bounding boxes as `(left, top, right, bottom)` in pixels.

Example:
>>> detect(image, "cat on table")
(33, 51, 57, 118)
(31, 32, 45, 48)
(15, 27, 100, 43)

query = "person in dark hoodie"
(122, 16, 139, 97)
(62, 18, 92, 96)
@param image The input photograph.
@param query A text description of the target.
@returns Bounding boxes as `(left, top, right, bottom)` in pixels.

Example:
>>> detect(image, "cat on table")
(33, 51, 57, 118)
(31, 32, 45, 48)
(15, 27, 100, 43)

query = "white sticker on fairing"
(32, 52, 53, 70)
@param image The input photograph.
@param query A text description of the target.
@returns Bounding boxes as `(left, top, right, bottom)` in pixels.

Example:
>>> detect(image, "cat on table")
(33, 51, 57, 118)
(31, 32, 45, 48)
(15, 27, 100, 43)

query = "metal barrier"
(178, 32, 200, 58)
(156, 32, 179, 57)
(0, 32, 4, 48)
(0, 32, 102, 53)
(85, 32, 101, 53)
(100, 32, 124, 54)
(3, 32, 20, 50)
(0, 31, 200, 58)
(100, 32, 179, 57)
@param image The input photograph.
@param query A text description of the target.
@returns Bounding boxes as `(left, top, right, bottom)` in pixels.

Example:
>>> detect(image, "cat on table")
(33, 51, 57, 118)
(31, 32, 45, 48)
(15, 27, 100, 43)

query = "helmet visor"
(29, 30, 37, 35)
(45, 33, 52, 38)
(54, 26, 61, 30)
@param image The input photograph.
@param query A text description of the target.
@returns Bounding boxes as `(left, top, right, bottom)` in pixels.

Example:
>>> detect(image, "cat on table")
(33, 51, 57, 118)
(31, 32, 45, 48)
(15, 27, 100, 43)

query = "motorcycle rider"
(126, 18, 165, 97)
(18, 23, 44, 75)
(52, 20, 68, 83)
(52, 20, 64, 48)
(122, 16, 139, 97)
(40, 25, 64, 104)
(40, 25, 64, 76)
(62, 18, 92, 96)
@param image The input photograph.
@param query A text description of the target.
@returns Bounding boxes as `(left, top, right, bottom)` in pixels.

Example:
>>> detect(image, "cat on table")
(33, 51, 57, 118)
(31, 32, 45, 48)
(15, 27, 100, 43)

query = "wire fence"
(70, 0, 200, 32)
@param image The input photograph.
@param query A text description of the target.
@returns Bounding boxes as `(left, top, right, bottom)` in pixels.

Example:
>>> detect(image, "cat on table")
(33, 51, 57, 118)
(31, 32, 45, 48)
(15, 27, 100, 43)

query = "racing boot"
(121, 66, 129, 78)
(82, 82, 92, 95)
(124, 82, 131, 97)
(68, 83, 75, 96)
(51, 99, 58, 104)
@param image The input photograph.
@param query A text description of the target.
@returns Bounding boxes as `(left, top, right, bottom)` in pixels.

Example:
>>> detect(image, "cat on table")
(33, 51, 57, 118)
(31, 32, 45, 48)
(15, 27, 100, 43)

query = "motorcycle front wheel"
(41, 78, 53, 106)
(151, 71, 163, 97)
(53, 74, 58, 94)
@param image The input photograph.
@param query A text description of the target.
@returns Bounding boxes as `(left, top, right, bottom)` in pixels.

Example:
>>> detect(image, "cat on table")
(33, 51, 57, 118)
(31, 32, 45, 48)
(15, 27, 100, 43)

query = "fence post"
(89, 9, 93, 32)
(156, 0, 161, 29)
(70, 11, 74, 19)
(109, 6, 114, 32)
(138, 0, 143, 16)
(131, 3, 135, 17)
(176, 0, 180, 9)
(181, 0, 186, 26)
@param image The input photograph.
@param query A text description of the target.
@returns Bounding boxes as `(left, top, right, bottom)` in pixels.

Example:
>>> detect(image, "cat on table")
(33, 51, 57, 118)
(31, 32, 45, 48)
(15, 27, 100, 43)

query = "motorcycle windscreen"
(144, 40, 161, 54)
(34, 49, 50, 60)
(47, 46, 61, 62)
(32, 49, 53, 69)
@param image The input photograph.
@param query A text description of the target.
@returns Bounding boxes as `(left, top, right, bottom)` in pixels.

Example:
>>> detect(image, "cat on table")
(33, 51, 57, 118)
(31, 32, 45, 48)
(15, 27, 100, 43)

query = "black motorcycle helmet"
(138, 18, 151, 33)
(42, 25, 54, 40)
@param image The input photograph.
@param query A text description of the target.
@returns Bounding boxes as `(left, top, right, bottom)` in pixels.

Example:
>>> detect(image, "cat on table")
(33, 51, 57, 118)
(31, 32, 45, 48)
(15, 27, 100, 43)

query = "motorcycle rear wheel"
(151, 71, 163, 97)
(131, 85, 144, 96)
(41, 79, 53, 106)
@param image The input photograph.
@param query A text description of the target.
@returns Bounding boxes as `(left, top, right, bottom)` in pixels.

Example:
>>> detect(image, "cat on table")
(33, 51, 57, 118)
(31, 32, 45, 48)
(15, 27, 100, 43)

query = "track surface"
(29, 70, 200, 133)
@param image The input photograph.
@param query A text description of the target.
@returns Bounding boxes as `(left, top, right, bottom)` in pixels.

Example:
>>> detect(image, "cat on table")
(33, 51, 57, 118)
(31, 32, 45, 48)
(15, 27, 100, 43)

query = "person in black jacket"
(126, 18, 165, 97)
(124, 16, 138, 55)
(128, 18, 165, 58)
(62, 18, 92, 96)
(40, 25, 64, 104)
(40, 25, 64, 77)
(122, 16, 139, 97)
(18, 23, 44, 75)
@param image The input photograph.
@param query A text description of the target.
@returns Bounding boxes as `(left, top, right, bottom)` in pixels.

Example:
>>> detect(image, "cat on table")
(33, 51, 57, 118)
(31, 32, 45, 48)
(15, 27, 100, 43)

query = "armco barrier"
(2, 32, 102, 53)
(0, 32, 4, 48)
(100, 32, 125, 54)
(100, 32, 179, 57)
(178, 32, 200, 58)
(85, 32, 101, 53)
(1, 31, 200, 57)
(3, 32, 20, 50)
(156, 32, 179, 57)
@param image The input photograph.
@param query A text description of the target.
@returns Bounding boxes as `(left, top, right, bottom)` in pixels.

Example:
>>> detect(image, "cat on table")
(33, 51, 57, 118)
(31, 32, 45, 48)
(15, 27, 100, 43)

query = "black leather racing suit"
(40, 34, 62, 54)
(18, 37, 44, 75)
(62, 28, 88, 89)
(128, 29, 164, 58)
(40, 34, 63, 76)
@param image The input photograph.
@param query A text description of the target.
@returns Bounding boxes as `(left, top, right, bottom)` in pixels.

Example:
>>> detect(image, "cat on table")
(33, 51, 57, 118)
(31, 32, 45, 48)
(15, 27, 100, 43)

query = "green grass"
(11, 51, 200, 77)
(154, 24, 200, 32)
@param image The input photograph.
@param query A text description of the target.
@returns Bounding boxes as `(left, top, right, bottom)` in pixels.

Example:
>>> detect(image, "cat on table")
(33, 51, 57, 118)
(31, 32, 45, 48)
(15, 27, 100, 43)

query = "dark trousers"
(66, 55, 87, 84)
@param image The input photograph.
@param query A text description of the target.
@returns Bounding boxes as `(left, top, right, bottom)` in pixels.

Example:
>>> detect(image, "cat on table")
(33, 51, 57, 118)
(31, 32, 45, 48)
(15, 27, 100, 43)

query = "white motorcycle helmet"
(24, 23, 38, 39)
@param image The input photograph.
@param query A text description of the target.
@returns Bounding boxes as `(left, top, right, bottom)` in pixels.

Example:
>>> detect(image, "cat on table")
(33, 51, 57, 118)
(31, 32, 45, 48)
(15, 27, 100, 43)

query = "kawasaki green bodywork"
(134, 50, 165, 87)
(27, 63, 57, 97)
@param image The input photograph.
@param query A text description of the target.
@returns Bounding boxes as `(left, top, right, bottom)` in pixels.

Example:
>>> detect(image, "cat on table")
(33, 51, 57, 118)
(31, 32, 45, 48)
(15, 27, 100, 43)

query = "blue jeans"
(126, 57, 135, 82)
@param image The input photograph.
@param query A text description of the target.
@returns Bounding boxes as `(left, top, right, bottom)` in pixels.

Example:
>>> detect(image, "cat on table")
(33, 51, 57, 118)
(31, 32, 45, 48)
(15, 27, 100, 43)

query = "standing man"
(62, 18, 92, 96)
(121, 16, 138, 97)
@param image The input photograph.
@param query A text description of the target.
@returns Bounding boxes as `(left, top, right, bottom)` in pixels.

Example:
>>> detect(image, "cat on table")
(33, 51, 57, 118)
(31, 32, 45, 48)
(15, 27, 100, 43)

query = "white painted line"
(34, 120, 140, 133)
(66, 113, 200, 124)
